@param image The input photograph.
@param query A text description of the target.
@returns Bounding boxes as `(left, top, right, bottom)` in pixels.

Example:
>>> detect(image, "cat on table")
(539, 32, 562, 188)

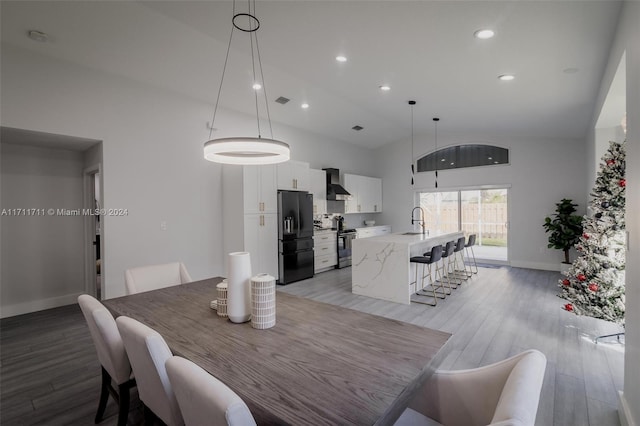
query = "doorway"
(418, 187, 509, 262)
(84, 166, 103, 299)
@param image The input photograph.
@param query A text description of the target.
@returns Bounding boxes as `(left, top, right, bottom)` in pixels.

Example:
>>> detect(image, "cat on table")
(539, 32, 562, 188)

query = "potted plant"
(543, 199, 584, 268)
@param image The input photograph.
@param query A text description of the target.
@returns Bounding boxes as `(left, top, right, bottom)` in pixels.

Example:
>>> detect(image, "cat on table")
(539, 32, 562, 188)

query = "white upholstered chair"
(395, 349, 547, 426)
(78, 294, 135, 426)
(116, 316, 184, 426)
(166, 356, 256, 426)
(124, 261, 192, 295)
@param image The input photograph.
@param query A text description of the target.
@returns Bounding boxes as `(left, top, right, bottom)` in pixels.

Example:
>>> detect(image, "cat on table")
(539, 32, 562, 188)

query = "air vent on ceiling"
(352, 125, 363, 131)
(275, 96, 290, 104)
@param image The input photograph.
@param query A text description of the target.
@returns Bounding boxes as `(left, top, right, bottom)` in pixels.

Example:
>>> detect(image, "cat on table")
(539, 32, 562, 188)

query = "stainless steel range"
(337, 229, 357, 268)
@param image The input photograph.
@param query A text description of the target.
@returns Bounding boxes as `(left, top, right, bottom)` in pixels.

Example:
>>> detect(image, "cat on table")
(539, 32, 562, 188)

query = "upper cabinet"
(243, 165, 277, 214)
(343, 173, 383, 214)
(277, 160, 309, 191)
(309, 169, 327, 216)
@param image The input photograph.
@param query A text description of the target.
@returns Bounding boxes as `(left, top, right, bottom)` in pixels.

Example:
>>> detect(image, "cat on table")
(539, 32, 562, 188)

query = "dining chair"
(165, 356, 256, 426)
(78, 294, 135, 426)
(124, 261, 192, 295)
(116, 316, 184, 426)
(394, 349, 547, 426)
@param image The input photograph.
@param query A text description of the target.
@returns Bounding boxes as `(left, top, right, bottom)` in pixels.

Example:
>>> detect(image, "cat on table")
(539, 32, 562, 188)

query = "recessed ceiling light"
(379, 85, 391, 91)
(252, 83, 262, 90)
(474, 29, 495, 39)
(441, 158, 446, 162)
(494, 161, 499, 164)
(335, 55, 347, 63)
(301, 103, 309, 109)
(498, 74, 515, 81)
(450, 162, 455, 166)
(27, 30, 49, 42)
(487, 156, 493, 160)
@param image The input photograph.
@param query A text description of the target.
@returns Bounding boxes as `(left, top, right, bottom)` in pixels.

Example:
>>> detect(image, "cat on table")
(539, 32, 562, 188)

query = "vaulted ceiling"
(1, 1, 623, 149)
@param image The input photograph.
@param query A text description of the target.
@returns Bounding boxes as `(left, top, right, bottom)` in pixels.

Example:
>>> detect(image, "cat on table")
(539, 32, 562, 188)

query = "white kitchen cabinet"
(314, 230, 337, 272)
(243, 165, 277, 214)
(277, 160, 309, 191)
(222, 165, 279, 279)
(356, 225, 391, 239)
(309, 168, 327, 216)
(343, 173, 383, 213)
(244, 214, 278, 278)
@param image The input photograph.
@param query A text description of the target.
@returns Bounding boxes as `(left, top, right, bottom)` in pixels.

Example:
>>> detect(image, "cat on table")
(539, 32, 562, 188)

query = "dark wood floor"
(1, 266, 624, 425)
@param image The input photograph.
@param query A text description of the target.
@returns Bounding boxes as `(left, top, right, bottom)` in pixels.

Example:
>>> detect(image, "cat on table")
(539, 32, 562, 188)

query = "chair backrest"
(466, 234, 476, 247)
(427, 244, 443, 263)
(116, 316, 183, 426)
(442, 241, 455, 257)
(78, 294, 131, 384)
(125, 262, 192, 295)
(490, 350, 547, 425)
(454, 237, 466, 252)
(166, 356, 256, 426)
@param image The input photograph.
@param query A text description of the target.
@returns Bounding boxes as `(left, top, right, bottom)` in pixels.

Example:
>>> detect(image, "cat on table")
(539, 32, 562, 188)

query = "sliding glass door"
(419, 188, 508, 261)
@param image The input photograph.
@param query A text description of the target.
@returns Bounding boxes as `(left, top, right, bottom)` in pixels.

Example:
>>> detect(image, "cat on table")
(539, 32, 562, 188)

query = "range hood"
(323, 168, 351, 201)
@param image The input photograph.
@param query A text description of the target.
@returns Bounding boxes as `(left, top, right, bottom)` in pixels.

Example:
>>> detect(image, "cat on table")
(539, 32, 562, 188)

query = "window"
(416, 144, 509, 172)
(419, 188, 509, 261)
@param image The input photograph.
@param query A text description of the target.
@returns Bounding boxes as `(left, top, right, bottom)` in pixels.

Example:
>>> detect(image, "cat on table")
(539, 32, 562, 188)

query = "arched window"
(416, 144, 509, 172)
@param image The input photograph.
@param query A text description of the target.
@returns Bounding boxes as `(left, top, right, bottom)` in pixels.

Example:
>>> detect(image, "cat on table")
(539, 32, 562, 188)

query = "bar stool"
(410, 245, 445, 306)
(465, 234, 479, 274)
(440, 241, 460, 289)
(450, 236, 472, 280)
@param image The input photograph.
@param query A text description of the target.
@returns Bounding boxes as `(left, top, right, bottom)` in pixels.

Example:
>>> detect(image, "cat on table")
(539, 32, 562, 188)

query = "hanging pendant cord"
(434, 118, 439, 188)
(208, 1, 237, 141)
(254, 16, 274, 139)
(248, 0, 261, 138)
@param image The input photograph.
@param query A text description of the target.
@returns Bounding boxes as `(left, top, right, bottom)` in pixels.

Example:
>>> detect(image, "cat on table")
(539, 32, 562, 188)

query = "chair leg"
(413, 264, 437, 306)
(95, 367, 111, 423)
(143, 404, 156, 425)
(117, 380, 134, 426)
(419, 263, 448, 298)
(467, 245, 478, 274)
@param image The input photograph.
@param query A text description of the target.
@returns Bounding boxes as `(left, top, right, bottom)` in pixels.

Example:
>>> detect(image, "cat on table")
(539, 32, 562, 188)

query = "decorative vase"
(227, 252, 252, 323)
(250, 274, 276, 330)
(216, 280, 228, 318)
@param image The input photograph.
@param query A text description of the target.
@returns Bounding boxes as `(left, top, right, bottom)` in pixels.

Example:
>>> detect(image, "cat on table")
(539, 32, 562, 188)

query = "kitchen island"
(352, 231, 464, 304)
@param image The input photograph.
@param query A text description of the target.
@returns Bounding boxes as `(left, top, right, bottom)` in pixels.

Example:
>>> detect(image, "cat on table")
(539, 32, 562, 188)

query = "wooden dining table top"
(103, 277, 451, 425)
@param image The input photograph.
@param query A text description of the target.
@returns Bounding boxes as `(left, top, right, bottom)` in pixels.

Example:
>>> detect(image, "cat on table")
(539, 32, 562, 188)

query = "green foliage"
(543, 198, 584, 264)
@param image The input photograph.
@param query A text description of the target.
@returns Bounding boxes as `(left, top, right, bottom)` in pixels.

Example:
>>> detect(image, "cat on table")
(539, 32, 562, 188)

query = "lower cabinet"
(244, 214, 279, 279)
(355, 225, 392, 239)
(314, 231, 337, 273)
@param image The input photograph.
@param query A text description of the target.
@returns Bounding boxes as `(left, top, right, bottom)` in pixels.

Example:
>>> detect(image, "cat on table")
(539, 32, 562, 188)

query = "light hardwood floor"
(1, 266, 624, 425)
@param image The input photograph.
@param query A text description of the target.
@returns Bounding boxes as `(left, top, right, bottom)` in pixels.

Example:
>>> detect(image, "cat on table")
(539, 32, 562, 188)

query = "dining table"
(103, 277, 451, 425)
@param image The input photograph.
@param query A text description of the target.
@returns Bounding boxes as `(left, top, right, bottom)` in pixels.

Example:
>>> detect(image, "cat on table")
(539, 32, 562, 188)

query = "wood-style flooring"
(1, 266, 625, 425)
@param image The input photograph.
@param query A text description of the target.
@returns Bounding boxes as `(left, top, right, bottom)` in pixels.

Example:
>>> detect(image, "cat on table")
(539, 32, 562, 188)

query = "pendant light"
(433, 117, 440, 188)
(409, 101, 416, 185)
(203, 0, 290, 165)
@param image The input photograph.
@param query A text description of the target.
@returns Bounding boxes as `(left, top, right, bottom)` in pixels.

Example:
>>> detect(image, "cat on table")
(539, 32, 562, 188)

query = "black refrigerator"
(278, 191, 314, 285)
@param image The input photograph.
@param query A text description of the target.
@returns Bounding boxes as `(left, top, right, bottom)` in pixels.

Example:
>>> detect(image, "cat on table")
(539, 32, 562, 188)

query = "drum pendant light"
(203, 0, 290, 165)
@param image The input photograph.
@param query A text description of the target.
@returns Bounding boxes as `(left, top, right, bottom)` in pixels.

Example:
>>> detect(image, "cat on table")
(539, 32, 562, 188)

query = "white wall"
(0, 44, 377, 301)
(590, 2, 640, 424)
(0, 143, 85, 317)
(374, 130, 587, 271)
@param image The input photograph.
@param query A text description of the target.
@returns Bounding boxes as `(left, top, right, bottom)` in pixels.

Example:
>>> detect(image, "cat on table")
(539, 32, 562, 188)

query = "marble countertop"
(357, 230, 461, 246)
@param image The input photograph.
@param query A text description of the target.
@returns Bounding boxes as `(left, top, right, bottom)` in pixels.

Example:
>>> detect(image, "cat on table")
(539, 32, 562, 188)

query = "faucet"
(411, 207, 427, 234)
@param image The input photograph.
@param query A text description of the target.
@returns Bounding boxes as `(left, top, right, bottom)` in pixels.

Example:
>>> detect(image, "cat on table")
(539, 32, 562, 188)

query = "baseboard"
(619, 391, 637, 426)
(510, 260, 559, 271)
(0, 293, 82, 318)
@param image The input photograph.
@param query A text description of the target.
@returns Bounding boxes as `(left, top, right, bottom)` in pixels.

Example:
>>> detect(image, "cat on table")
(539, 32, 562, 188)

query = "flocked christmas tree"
(559, 140, 626, 325)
